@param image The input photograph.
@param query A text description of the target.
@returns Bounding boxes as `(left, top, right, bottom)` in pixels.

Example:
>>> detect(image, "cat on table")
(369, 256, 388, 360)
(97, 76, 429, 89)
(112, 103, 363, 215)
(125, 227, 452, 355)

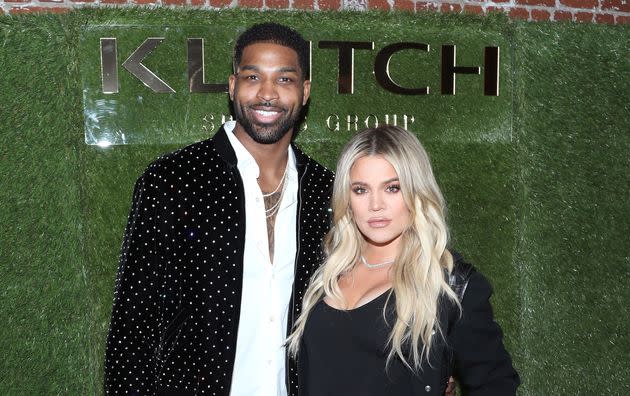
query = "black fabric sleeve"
(104, 171, 164, 394)
(452, 271, 520, 396)
(296, 339, 309, 396)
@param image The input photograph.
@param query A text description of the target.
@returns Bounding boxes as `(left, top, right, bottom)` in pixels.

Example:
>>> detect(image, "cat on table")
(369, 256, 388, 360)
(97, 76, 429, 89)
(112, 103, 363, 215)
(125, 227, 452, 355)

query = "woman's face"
(349, 155, 411, 254)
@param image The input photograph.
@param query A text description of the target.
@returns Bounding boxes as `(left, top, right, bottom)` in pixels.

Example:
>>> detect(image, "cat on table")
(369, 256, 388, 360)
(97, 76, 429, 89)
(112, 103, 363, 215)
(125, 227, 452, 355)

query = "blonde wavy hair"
(287, 125, 460, 371)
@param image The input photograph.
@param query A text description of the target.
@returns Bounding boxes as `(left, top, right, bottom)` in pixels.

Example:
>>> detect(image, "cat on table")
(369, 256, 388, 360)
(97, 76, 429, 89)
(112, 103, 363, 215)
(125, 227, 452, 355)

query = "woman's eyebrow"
(381, 177, 399, 185)
(350, 178, 399, 187)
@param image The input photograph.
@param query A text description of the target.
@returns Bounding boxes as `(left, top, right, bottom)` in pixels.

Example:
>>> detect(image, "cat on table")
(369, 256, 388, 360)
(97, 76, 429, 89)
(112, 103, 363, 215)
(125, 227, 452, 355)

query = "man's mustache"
(248, 101, 287, 111)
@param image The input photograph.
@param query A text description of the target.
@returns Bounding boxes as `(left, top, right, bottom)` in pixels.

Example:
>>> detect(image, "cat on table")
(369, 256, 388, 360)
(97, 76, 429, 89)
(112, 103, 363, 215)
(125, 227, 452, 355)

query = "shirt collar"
(223, 121, 297, 181)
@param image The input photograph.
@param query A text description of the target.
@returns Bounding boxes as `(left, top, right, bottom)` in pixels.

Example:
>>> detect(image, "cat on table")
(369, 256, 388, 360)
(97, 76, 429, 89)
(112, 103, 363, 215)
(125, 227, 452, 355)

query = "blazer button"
(425, 385, 431, 392)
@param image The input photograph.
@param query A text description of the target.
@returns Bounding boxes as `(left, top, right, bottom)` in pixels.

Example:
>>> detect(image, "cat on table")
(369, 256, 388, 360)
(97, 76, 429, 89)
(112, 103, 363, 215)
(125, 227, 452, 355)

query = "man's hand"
(445, 376, 456, 396)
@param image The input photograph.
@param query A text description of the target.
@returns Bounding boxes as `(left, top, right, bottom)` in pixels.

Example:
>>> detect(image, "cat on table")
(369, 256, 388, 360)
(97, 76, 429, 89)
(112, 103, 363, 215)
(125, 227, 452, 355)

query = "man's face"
(228, 43, 311, 145)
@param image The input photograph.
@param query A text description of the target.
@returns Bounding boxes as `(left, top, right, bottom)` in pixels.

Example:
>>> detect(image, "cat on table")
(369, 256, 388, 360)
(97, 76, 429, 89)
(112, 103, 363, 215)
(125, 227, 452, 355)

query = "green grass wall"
(0, 9, 628, 395)
(514, 23, 630, 394)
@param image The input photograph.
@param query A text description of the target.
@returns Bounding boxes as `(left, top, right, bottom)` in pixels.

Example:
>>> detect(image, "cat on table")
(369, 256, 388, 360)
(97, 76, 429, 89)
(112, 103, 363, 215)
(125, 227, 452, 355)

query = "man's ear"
(302, 79, 311, 105)
(228, 74, 236, 101)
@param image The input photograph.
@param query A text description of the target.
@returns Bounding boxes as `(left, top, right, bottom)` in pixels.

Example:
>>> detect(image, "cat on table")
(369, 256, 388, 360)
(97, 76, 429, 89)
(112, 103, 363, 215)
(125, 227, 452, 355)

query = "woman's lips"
(367, 218, 391, 228)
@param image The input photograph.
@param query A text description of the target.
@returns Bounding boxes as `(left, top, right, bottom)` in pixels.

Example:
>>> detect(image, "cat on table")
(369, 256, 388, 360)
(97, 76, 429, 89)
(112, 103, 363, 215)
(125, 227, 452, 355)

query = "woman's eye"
(352, 187, 367, 194)
(386, 185, 400, 193)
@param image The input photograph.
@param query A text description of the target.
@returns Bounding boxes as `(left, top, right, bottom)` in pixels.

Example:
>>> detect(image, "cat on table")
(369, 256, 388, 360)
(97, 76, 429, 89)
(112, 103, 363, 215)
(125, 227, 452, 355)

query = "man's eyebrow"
(238, 65, 299, 74)
(238, 65, 260, 73)
(278, 66, 299, 73)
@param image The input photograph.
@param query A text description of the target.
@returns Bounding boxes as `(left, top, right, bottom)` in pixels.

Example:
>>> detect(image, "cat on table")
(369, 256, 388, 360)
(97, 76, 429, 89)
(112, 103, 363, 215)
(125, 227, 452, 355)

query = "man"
(104, 23, 333, 395)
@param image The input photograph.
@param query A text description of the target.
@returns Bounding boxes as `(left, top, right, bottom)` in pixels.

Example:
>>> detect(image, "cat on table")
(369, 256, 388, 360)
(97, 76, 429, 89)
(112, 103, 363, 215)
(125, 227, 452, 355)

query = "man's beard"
(234, 101, 302, 145)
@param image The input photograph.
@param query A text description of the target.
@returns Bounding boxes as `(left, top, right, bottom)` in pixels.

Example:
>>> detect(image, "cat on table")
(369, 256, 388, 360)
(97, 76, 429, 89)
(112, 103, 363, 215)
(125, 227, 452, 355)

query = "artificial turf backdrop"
(0, 9, 628, 395)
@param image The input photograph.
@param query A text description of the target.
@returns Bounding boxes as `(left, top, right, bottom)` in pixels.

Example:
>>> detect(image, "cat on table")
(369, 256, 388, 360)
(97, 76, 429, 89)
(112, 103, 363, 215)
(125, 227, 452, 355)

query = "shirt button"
(269, 316, 275, 322)
(425, 385, 431, 392)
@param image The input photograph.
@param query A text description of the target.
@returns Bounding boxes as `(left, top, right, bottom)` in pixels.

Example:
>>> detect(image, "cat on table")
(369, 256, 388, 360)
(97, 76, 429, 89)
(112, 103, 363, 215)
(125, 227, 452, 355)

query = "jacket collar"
(213, 125, 238, 167)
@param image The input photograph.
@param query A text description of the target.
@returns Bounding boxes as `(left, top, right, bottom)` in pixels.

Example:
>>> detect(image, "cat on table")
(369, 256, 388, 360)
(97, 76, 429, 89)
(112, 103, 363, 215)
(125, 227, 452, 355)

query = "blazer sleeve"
(104, 171, 164, 394)
(452, 271, 520, 396)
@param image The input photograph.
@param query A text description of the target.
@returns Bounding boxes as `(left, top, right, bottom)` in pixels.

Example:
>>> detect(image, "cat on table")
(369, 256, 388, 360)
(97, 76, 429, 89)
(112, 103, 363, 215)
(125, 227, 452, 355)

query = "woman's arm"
(452, 271, 520, 395)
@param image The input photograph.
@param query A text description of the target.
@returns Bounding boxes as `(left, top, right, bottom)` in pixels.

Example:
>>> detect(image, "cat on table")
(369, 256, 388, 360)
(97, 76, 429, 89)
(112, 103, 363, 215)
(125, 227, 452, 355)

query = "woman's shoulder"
(447, 253, 520, 394)
(448, 251, 495, 303)
(448, 251, 477, 302)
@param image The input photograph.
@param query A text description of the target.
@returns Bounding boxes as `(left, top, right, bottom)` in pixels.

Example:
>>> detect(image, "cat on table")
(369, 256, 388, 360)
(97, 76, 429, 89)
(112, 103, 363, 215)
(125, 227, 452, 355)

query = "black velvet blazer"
(104, 127, 334, 395)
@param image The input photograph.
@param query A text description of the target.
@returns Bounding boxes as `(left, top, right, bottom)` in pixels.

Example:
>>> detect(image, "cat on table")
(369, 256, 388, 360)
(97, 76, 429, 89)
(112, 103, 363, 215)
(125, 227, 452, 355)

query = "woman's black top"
(301, 290, 427, 395)
(298, 270, 520, 396)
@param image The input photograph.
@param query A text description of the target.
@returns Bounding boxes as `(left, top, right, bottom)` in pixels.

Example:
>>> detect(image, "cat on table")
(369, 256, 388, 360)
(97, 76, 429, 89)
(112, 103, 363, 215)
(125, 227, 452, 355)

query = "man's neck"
(232, 122, 294, 264)
(233, 123, 292, 192)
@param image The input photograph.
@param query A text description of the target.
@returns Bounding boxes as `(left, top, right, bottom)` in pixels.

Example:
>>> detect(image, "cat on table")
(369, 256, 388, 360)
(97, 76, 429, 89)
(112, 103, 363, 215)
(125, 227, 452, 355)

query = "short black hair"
(233, 22, 310, 80)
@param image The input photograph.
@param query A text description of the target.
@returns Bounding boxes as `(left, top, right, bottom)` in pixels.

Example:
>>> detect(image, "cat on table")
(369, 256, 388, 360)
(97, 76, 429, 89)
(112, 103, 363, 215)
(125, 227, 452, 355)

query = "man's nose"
(257, 79, 279, 102)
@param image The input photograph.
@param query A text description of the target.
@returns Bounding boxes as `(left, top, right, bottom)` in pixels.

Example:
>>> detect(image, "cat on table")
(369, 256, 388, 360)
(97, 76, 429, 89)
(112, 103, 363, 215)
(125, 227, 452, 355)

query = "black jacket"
(104, 127, 334, 395)
(297, 254, 520, 396)
(444, 255, 520, 395)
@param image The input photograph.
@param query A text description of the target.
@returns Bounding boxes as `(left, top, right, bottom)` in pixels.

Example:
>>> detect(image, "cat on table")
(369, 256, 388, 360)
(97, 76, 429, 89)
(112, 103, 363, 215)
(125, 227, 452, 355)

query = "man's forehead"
(236, 43, 302, 72)
(239, 42, 299, 62)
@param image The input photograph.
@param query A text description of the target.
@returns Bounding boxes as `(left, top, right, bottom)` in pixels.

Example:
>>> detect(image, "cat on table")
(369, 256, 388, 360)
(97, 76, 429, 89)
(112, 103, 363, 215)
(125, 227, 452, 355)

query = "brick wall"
(1, 0, 628, 24)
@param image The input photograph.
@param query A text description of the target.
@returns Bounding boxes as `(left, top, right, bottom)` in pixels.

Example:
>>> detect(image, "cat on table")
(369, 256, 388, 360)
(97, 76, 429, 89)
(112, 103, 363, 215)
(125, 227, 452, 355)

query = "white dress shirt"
(224, 121, 298, 396)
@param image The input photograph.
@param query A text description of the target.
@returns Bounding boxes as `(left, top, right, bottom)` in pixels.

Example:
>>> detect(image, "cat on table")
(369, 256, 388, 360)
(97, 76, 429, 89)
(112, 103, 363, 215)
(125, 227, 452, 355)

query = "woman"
(287, 125, 519, 395)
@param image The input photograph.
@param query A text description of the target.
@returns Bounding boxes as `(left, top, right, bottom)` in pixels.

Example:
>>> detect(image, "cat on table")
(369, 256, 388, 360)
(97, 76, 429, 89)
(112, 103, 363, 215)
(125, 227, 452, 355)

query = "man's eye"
(242, 75, 258, 81)
(278, 77, 293, 83)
